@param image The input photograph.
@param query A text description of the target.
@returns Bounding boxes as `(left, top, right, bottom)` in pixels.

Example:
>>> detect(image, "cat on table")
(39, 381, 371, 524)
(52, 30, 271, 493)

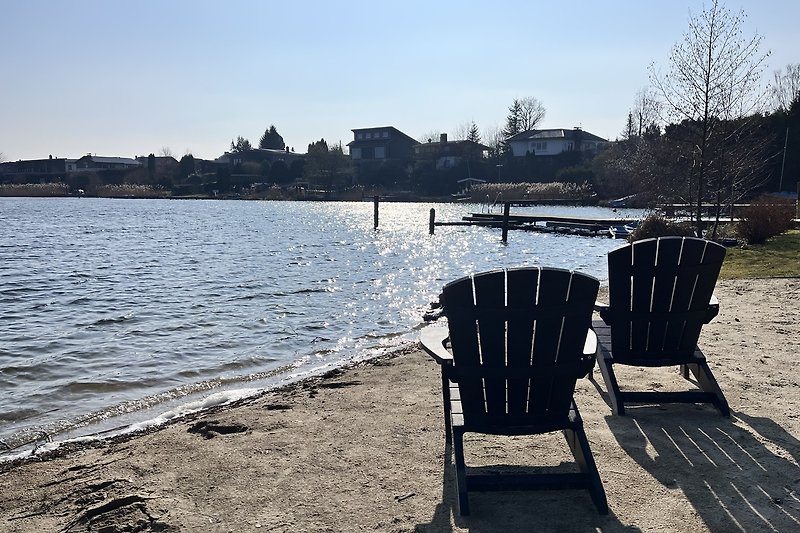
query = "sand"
(1, 277, 799, 532)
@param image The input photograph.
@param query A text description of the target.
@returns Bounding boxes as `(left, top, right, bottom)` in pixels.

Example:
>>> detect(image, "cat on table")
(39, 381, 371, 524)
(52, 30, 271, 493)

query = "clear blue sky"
(1, 0, 798, 161)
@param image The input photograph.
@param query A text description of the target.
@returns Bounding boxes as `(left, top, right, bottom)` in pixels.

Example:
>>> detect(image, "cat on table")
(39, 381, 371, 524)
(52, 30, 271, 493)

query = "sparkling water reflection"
(0, 198, 643, 445)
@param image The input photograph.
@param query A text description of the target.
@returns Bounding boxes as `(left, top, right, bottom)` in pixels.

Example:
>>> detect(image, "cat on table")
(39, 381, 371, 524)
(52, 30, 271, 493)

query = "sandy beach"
(1, 277, 799, 532)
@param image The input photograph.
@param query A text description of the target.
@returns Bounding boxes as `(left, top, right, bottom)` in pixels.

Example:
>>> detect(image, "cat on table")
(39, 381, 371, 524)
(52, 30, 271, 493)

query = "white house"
(506, 128, 609, 157)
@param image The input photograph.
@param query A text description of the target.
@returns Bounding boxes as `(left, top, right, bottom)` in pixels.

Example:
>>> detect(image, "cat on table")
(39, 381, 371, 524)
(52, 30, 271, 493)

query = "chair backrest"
(606, 237, 725, 364)
(440, 267, 599, 426)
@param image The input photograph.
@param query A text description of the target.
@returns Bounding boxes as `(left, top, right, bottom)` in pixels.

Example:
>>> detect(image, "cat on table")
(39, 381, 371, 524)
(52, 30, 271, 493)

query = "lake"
(0, 198, 643, 451)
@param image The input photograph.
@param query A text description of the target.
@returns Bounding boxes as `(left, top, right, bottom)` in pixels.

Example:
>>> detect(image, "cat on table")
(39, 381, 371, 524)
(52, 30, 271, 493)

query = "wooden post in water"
(373, 195, 379, 229)
(501, 201, 511, 243)
(429, 208, 436, 235)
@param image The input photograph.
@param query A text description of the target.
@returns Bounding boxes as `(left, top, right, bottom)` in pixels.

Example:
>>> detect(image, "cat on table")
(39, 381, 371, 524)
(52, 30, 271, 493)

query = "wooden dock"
(427, 201, 639, 241)
(454, 212, 638, 237)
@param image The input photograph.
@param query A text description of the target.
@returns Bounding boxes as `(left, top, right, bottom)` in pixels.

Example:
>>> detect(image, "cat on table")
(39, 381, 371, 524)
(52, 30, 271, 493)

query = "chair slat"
(505, 268, 540, 415)
(442, 275, 484, 416)
(472, 271, 508, 415)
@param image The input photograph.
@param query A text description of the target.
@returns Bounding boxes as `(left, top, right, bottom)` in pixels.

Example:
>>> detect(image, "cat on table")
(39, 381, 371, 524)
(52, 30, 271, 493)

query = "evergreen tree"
(467, 122, 481, 143)
(307, 138, 329, 156)
(502, 99, 523, 139)
(259, 125, 285, 150)
(178, 154, 195, 180)
(230, 136, 252, 152)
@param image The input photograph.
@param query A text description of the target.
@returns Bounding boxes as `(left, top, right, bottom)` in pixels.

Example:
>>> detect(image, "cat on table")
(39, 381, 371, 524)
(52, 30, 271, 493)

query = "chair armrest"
(704, 294, 720, 323)
(420, 326, 453, 366)
(583, 328, 598, 356)
(594, 301, 611, 325)
(578, 329, 598, 378)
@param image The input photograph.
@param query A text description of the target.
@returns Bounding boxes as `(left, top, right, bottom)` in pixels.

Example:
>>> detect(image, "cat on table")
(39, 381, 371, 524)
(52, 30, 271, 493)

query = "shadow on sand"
(606, 407, 800, 532)
(414, 442, 642, 532)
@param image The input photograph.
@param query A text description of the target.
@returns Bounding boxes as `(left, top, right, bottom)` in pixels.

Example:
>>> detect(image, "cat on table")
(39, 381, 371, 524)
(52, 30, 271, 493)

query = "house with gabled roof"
(506, 128, 609, 157)
(347, 126, 419, 164)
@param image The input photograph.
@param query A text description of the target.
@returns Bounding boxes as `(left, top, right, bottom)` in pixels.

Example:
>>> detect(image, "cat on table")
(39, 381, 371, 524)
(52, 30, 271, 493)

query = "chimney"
(440, 133, 447, 143)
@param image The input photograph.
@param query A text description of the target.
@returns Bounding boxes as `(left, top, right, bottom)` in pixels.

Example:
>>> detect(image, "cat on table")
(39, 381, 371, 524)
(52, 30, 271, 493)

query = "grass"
(719, 230, 800, 279)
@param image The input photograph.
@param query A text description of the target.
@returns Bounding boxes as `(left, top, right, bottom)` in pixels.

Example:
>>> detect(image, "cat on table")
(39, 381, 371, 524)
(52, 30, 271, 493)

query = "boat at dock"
(608, 221, 639, 239)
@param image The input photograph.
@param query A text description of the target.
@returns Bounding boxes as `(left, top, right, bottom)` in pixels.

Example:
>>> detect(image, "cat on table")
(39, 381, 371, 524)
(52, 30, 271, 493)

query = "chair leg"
(453, 428, 469, 515)
(441, 371, 452, 443)
(685, 361, 730, 417)
(597, 352, 625, 415)
(564, 412, 609, 515)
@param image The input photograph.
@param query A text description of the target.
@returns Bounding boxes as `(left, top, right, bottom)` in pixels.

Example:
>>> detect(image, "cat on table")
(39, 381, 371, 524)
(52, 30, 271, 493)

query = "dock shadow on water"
(607, 408, 800, 531)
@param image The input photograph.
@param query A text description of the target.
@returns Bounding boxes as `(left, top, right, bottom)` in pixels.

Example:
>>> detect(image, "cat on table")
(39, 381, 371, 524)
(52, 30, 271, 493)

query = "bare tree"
(451, 122, 471, 141)
(502, 97, 546, 139)
(772, 63, 800, 112)
(518, 96, 546, 131)
(417, 130, 443, 144)
(482, 125, 503, 155)
(159, 146, 174, 158)
(650, 0, 769, 235)
(633, 87, 662, 137)
(0, 152, 6, 163)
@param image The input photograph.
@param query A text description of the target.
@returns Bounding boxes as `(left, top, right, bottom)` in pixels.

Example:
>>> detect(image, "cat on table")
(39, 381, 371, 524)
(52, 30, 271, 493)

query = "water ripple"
(0, 197, 643, 448)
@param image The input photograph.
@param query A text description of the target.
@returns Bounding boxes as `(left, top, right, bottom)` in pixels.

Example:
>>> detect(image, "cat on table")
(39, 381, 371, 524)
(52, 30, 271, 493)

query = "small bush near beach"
(468, 181, 595, 202)
(629, 214, 695, 242)
(736, 196, 796, 245)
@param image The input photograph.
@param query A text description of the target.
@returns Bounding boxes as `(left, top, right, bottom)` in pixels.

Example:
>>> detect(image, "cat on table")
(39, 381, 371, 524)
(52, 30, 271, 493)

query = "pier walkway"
(431, 206, 638, 239)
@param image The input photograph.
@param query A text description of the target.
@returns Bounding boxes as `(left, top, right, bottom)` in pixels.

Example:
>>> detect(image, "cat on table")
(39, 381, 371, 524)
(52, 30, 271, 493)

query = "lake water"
(0, 198, 643, 451)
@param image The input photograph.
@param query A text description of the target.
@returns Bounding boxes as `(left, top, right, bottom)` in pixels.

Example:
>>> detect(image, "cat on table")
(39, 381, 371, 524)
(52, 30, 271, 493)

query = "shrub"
(736, 196, 795, 245)
(0, 183, 70, 197)
(469, 181, 595, 202)
(96, 184, 170, 198)
(629, 214, 695, 242)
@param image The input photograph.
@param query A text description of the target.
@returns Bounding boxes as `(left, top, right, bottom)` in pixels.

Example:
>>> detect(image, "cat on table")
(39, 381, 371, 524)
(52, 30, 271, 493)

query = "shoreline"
(0, 338, 422, 460)
(2, 278, 799, 532)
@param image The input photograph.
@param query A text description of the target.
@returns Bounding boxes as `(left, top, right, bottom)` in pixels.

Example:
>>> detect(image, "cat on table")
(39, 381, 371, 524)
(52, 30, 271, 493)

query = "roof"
(347, 126, 419, 146)
(78, 155, 141, 165)
(415, 139, 490, 151)
(506, 128, 608, 143)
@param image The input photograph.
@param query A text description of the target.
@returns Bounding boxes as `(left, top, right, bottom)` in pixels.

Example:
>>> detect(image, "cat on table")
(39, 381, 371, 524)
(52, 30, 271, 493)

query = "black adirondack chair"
(593, 236, 730, 416)
(421, 267, 608, 516)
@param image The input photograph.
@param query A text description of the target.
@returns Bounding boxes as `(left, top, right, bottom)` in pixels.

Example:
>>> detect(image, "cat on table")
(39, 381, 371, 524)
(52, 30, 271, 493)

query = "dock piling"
(501, 202, 511, 243)
(429, 208, 436, 235)
(373, 196, 379, 229)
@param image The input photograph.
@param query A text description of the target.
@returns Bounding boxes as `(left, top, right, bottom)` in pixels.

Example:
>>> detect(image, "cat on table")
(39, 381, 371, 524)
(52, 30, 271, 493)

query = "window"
(351, 148, 362, 159)
(366, 132, 372, 139)
(374, 146, 385, 159)
(382, 131, 388, 138)
(356, 133, 364, 140)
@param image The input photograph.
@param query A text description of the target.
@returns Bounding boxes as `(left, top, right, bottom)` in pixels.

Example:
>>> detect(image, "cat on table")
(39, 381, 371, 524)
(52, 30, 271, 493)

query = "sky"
(1, 0, 798, 162)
